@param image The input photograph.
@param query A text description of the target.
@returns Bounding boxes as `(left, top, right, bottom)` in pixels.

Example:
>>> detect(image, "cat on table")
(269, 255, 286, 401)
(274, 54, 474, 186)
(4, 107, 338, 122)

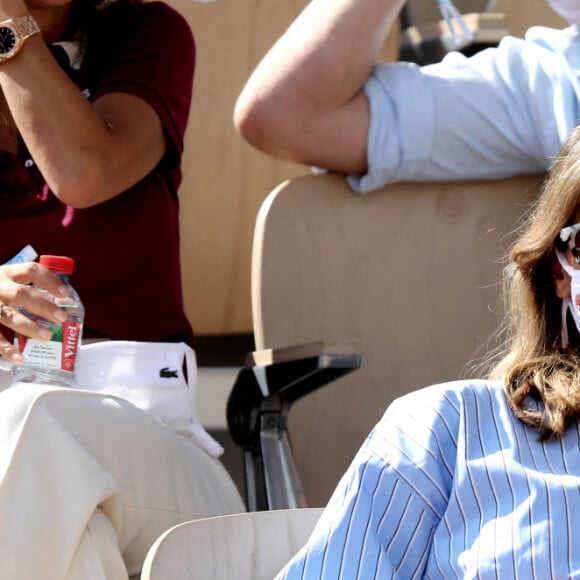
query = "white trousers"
(0, 383, 245, 579)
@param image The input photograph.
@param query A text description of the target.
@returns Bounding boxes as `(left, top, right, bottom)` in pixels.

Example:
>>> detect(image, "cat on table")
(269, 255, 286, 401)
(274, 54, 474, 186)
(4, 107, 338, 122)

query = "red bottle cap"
(39, 255, 74, 275)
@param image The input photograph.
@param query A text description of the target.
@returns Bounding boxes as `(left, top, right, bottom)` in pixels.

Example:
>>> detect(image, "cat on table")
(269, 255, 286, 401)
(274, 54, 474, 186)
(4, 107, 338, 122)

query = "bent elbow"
(49, 167, 109, 209)
(233, 90, 302, 162)
(233, 93, 271, 152)
(53, 184, 99, 209)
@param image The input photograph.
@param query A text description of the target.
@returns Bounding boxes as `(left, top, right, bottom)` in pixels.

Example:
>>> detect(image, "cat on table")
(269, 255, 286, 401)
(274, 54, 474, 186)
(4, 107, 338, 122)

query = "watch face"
(0, 26, 16, 56)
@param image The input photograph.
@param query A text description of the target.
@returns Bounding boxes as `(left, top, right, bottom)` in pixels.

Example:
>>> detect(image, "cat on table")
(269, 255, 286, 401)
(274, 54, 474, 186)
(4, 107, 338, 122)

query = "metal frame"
(227, 342, 361, 511)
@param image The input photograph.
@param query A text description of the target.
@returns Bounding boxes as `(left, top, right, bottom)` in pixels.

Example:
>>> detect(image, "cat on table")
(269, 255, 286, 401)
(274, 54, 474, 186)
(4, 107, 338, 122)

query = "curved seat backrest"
(140, 507, 324, 580)
(251, 173, 543, 506)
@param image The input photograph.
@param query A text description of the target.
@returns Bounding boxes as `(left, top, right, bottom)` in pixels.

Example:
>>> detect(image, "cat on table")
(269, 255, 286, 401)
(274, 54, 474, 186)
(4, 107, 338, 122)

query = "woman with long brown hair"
(275, 127, 580, 579)
(492, 127, 580, 441)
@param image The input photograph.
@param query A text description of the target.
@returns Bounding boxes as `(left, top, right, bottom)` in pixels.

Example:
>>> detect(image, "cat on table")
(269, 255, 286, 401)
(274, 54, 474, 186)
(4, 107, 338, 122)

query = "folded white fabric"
(76, 341, 224, 458)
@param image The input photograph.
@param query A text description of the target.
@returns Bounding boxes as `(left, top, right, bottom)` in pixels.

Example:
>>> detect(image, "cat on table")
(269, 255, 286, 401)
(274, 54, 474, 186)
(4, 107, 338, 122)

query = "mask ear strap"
(556, 248, 580, 348)
(555, 249, 574, 347)
(562, 298, 571, 348)
(556, 248, 575, 277)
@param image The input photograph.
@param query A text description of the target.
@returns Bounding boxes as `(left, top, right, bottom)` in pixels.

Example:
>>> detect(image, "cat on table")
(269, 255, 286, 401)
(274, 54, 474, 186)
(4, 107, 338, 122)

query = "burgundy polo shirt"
(0, 1, 196, 347)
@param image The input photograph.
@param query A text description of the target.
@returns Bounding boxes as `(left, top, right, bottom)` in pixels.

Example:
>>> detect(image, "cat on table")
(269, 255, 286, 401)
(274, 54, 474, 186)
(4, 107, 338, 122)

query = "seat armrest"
(227, 341, 361, 447)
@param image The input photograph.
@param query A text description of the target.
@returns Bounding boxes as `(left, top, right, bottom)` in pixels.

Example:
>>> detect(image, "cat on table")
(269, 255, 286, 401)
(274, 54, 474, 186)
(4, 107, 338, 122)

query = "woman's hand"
(0, 262, 69, 362)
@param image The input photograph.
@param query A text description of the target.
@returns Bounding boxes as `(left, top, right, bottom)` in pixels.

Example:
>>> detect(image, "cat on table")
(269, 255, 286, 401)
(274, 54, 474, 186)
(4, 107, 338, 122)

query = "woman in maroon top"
(0, 0, 195, 348)
(0, 0, 245, 577)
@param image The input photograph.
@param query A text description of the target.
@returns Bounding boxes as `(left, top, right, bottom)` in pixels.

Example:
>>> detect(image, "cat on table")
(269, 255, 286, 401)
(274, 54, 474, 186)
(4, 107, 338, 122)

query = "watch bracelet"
(15, 15, 41, 38)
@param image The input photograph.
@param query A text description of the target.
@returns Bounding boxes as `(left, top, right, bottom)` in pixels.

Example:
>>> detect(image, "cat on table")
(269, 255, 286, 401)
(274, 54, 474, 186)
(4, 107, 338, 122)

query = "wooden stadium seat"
(250, 173, 543, 506)
(140, 507, 323, 580)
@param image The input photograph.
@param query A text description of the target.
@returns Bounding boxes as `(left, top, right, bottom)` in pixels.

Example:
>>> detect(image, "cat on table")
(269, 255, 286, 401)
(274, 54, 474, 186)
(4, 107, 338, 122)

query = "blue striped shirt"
(275, 380, 580, 579)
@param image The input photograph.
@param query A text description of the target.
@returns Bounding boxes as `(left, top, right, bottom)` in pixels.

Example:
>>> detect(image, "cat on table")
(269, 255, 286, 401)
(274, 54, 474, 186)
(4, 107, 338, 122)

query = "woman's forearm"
(0, 4, 166, 208)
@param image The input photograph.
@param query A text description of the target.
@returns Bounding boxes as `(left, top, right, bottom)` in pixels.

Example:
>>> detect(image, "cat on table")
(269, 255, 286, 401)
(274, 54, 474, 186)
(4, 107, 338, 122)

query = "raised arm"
(234, 0, 406, 175)
(0, 3, 167, 209)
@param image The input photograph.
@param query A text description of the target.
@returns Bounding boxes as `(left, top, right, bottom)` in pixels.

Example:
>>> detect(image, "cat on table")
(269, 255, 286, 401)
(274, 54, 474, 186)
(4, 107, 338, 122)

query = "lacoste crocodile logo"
(159, 367, 179, 379)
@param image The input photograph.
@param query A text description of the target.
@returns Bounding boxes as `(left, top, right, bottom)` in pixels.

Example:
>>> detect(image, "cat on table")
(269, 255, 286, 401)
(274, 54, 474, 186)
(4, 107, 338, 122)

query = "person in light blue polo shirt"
(274, 125, 580, 578)
(235, 0, 580, 192)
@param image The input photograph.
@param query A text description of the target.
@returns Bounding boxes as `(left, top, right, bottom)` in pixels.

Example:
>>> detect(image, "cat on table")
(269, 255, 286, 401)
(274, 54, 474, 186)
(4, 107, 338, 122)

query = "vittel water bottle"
(11, 255, 84, 388)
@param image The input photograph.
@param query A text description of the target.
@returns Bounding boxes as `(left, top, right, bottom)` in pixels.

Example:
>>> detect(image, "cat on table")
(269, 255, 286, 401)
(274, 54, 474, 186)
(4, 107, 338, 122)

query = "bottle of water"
(11, 255, 84, 388)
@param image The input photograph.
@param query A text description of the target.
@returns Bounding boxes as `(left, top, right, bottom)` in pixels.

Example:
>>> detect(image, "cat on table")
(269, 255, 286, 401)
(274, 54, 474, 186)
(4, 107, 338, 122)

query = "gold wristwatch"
(0, 15, 40, 62)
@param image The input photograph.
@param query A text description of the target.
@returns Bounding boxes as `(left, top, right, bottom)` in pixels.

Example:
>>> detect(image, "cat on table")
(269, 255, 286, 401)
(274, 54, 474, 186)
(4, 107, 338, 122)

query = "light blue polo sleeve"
(347, 25, 580, 192)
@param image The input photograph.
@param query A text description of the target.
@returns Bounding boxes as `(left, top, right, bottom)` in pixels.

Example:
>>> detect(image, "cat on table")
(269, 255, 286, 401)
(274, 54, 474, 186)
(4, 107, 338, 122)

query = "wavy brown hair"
(487, 126, 580, 439)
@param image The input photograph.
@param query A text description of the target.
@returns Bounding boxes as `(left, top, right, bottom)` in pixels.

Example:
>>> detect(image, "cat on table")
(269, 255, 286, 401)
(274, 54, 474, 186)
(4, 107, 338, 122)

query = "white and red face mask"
(547, 0, 580, 26)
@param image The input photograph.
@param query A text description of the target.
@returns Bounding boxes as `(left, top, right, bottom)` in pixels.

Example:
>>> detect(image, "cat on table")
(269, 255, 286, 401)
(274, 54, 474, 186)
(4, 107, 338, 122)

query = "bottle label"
(16, 320, 82, 372)
(61, 320, 81, 371)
